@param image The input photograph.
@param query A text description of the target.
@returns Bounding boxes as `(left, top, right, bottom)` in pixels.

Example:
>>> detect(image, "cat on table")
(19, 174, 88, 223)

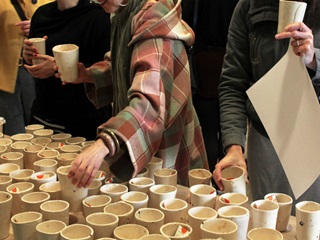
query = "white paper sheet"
(247, 45, 320, 198)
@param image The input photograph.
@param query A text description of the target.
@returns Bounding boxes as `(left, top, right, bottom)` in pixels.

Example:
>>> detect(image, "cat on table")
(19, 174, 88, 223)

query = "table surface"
(5, 185, 298, 240)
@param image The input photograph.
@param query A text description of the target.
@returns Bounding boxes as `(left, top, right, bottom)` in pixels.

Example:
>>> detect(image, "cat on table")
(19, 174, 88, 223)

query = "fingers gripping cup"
(52, 44, 79, 83)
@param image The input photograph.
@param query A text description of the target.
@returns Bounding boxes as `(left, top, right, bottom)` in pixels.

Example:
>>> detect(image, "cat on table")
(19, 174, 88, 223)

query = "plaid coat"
(86, 0, 209, 185)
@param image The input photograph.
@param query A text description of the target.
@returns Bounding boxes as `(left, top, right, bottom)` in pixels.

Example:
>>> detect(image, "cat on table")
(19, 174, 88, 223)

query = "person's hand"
(58, 63, 94, 85)
(23, 37, 47, 65)
(68, 139, 109, 188)
(24, 55, 56, 79)
(15, 20, 31, 36)
(212, 145, 248, 192)
(275, 22, 316, 71)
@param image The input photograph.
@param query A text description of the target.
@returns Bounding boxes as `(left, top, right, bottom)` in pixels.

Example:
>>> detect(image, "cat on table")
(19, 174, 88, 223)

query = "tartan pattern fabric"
(92, 0, 209, 185)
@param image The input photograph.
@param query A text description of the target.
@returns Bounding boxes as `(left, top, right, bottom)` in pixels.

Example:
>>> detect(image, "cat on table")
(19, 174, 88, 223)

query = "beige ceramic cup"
(9, 169, 35, 183)
(189, 184, 217, 208)
(28, 38, 46, 65)
(188, 168, 212, 187)
(31, 137, 52, 146)
(85, 212, 119, 239)
(39, 181, 62, 200)
(88, 179, 102, 196)
(0, 162, 20, 175)
(0, 138, 12, 152)
(1, 151, 24, 169)
(113, 224, 149, 240)
(147, 157, 163, 180)
(82, 194, 112, 218)
(295, 201, 320, 240)
(187, 206, 218, 240)
(53, 44, 79, 83)
(103, 201, 134, 225)
(40, 199, 70, 225)
(34, 158, 58, 173)
(0, 175, 12, 191)
(37, 149, 60, 160)
(149, 184, 177, 209)
(0, 145, 7, 155)
(6, 181, 35, 215)
(221, 166, 246, 195)
(120, 191, 149, 213)
(0, 191, 13, 239)
(100, 183, 128, 203)
(139, 235, 170, 240)
(56, 152, 78, 167)
(65, 136, 86, 145)
(128, 176, 155, 194)
(10, 141, 32, 154)
(21, 191, 51, 212)
(25, 123, 45, 134)
(51, 133, 72, 142)
(200, 218, 238, 240)
(154, 168, 178, 186)
(247, 227, 283, 240)
(11, 133, 34, 142)
(11, 211, 42, 240)
(36, 220, 66, 240)
(33, 129, 54, 138)
(160, 222, 193, 240)
(134, 207, 165, 234)
(264, 192, 293, 232)
(60, 224, 94, 240)
(217, 192, 249, 210)
(24, 144, 45, 170)
(45, 141, 65, 152)
(30, 170, 57, 191)
(60, 144, 82, 154)
(160, 198, 189, 224)
(250, 199, 279, 229)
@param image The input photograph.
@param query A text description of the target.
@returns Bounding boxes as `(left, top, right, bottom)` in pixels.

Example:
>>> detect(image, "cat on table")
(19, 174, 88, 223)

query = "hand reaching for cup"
(275, 22, 316, 71)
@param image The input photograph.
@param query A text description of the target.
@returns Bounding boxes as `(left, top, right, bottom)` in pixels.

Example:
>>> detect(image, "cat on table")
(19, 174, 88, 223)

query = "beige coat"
(0, 0, 52, 93)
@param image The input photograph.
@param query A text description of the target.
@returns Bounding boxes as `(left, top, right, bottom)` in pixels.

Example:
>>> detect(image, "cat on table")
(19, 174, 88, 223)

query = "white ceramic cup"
(85, 212, 119, 239)
(30, 170, 57, 191)
(277, 0, 307, 33)
(11, 211, 43, 240)
(40, 199, 70, 225)
(154, 168, 178, 186)
(149, 184, 177, 209)
(36, 220, 66, 240)
(21, 191, 51, 212)
(103, 201, 134, 225)
(52, 44, 79, 83)
(82, 194, 112, 218)
(295, 201, 320, 240)
(264, 192, 293, 232)
(187, 206, 218, 240)
(128, 176, 155, 194)
(160, 198, 189, 224)
(113, 224, 149, 240)
(134, 207, 165, 234)
(188, 168, 212, 187)
(160, 222, 193, 240)
(200, 218, 238, 240)
(250, 199, 279, 229)
(0, 191, 12, 239)
(147, 157, 163, 180)
(60, 223, 94, 240)
(221, 166, 246, 195)
(217, 205, 250, 240)
(29, 38, 46, 65)
(189, 184, 216, 208)
(247, 227, 283, 240)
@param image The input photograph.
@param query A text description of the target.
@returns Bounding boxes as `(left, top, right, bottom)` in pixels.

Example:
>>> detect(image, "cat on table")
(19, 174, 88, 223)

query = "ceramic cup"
(247, 227, 283, 240)
(31, 137, 52, 146)
(188, 168, 212, 187)
(103, 201, 134, 225)
(134, 207, 165, 234)
(160, 198, 189, 224)
(187, 206, 218, 240)
(21, 191, 51, 212)
(60, 144, 82, 154)
(34, 158, 58, 173)
(221, 166, 246, 195)
(160, 222, 193, 240)
(154, 168, 178, 186)
(65, 137, 86, 146)
(39, 181, 62, 200)
(264, 192, 293, 232)
(10, 141, 32, 154)
(9, 169, 35, 183)
(45, 141, 65, 152)
(30, 170, 57, 191)
(28, 38, 46, 65)
(88, 179, 103, 196)
(0, 162, 20, 175)
(24, 144, 45, 170)
(250, 199, 279, 229)
(277, 0, 307, 33)
(200, 218, 238, 240)
(0, 191, 12, 239)
(217, 205, 250, 240)
(113, 224, 149, 240)
(6, 181, 35, 215)
(149, 184, 177, 209)
(120, 191, 149, 213)
(139, 235, 170, 240)
(0, 138, 12, 152)
(0, 175, 12, 191)
(147, 157, 163, 180)
(11, 211, 42, 240)
(100, 183, 128, 203)
(295, 201, 320, 240)
(51, 133, 72, 143)
(0, 145, 7, 155)
(33, 129, 54, 138)
(11, 133, 34, 142)
(57, 165, 88, 212)
(128, 177, 155, 194)
(37, 149, 60, 160)
(40, 200, 70, 225)
(82, 194, 112, 218)
(217, 192, 249, 210)
(189, 184, 216, 208)
(56, 152, 78, 167)
(85, 212, 119, 239)
(25, 123, 45, 134)
(1, 151, 24, 169)
(60, 224, 94, 240)
(36, 220, 66, 240)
